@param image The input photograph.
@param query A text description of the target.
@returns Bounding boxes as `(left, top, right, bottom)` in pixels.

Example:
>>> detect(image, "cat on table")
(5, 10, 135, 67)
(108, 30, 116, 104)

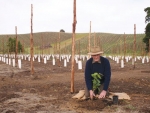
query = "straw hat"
(88, 46, 103, 55)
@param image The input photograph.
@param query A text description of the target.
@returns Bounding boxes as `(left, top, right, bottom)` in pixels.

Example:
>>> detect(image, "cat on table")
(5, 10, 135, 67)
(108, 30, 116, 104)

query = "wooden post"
(71, 0, 76, 93)
(133, 24, 136, 69)
(123, 32, 126, 62)
(30, 4, 34, 75)
(15, 26, 18, 67)
(58, 32, 61, 67)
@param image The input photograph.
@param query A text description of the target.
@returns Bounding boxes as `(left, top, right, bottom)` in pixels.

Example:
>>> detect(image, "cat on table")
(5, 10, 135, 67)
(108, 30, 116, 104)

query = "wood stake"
(30, 4, 34, 75)
(15, 26, 18, 67)
(71, 0, 76, 93)
(123, 32, 126, 62)
(58, 32, 61, 67)
(133, 24, 136, 69)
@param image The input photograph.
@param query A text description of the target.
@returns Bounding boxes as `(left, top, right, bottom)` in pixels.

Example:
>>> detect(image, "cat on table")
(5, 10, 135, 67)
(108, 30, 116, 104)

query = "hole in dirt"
(76, 99, 112, 111)
(73, 98, 129, 111)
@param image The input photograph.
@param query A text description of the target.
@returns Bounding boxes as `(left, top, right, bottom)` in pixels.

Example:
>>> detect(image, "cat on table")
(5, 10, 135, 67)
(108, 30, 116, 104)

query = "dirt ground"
(0, 56, 150, 113)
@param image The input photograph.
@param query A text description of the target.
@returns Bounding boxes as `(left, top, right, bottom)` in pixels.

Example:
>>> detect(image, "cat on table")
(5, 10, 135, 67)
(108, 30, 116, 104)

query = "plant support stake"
(15, 26, 18, 67)
(71, 0, 76, 93)
(133, 24, 136, 69)
(30, 4, 34, 75)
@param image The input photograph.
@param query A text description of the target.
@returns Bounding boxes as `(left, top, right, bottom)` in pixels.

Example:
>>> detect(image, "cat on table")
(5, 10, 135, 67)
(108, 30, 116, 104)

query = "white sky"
(0, 0, 149, 34)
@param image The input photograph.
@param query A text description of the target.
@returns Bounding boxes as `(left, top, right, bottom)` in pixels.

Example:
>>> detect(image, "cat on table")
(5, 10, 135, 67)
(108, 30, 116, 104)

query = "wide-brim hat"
(88, 46, 103, 55)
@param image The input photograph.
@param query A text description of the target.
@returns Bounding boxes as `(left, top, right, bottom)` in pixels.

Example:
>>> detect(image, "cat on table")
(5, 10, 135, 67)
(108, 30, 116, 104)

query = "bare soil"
(0, 56, 150, 113)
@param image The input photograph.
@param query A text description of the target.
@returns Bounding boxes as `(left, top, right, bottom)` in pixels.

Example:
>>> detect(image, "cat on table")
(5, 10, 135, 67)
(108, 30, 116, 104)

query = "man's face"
(92, 54, 100, 62)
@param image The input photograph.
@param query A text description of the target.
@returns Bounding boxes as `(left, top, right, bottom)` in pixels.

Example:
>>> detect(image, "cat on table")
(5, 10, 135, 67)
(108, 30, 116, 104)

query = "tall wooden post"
(30, 4, 34, 75)
(15, 26, 18, 67)
(71, 0, 76, 93)
(123, 32, 126, 62)
(58, 32, 61, 67)
(133, 24, 136, 69)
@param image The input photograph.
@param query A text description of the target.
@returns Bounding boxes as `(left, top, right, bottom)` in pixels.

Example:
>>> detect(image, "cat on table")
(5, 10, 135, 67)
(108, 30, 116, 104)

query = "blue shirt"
(84, 56, 111, 91)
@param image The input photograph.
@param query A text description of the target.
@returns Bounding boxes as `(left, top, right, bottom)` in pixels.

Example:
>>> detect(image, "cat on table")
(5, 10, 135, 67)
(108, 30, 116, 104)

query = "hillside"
(0, 32, 145, 55)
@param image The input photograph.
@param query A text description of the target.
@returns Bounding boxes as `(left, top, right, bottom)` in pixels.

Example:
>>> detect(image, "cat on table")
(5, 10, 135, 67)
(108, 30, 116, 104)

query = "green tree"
(60, 29, 65, 32)
(144, 7, 150, 23)
(18, 41, 23, 53)
(7, 37, 23, 53)
(143, 7, 150, 52)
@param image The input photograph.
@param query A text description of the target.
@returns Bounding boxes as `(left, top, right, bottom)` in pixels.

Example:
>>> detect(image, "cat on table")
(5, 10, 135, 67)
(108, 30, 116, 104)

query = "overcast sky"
(0, 0, 149, 34)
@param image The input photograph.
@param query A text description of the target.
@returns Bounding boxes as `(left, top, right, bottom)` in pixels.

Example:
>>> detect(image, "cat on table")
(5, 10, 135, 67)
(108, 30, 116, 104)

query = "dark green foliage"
(60, 29, 65, 32)
(144, 7, 150, 23)
(7, 37, 23, 53)
(143, 7, 150, 52)
(91, 73, 103, 94)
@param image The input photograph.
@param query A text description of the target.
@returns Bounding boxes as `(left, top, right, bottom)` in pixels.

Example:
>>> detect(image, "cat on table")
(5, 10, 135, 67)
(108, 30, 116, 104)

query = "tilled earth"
(0, 56, 150, 113)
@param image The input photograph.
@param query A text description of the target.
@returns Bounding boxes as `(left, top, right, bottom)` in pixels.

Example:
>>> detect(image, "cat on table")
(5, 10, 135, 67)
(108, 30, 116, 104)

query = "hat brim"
(88, 51, 103, 55)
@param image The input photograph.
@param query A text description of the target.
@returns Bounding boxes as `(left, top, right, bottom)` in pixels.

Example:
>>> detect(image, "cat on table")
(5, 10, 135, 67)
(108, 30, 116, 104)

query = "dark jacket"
(85, 56, 111, 91)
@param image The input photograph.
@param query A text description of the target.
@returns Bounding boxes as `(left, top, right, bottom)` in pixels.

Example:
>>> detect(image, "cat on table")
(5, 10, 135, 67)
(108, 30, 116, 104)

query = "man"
(85, 46, 111, 100)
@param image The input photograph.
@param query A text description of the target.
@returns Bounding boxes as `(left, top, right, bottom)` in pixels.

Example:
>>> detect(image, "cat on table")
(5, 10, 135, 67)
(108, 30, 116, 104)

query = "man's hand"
(89, 90, 95, 100)
(98, 90, 106, 99)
